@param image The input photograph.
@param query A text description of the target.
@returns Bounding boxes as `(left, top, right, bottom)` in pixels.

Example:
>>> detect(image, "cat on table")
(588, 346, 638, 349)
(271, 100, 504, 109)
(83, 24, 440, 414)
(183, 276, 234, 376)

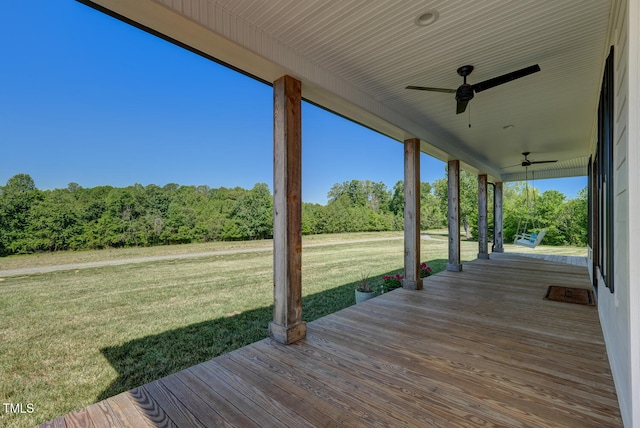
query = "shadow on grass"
(97, 279, 356, 401)
(97, 261, 448, 401)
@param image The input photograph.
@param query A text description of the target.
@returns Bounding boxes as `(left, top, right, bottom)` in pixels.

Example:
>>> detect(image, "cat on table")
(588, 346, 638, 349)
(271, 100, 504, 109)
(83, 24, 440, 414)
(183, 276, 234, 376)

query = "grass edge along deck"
(38, 254, 621, 427)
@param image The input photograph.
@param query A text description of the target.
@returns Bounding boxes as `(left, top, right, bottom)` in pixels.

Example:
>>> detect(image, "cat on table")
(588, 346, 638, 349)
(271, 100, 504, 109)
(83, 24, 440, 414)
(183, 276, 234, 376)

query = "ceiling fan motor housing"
(456, 83, 474, 102)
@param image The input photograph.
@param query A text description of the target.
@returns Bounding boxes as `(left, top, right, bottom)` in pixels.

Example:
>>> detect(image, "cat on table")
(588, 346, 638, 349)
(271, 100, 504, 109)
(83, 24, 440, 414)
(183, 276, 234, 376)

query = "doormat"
(544, 286, 595, 306)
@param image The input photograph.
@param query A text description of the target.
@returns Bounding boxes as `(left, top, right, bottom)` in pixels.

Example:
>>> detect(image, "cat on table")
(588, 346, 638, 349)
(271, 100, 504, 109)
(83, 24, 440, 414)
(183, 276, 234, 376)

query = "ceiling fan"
(406, 64, 541, 114)
(505, 152, 558, 168)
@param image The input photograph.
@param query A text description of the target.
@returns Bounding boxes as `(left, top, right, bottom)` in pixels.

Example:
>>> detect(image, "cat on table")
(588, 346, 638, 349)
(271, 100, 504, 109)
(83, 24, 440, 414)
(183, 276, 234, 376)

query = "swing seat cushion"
(514, 229, 547, 248)
(515, 237, 536, 247)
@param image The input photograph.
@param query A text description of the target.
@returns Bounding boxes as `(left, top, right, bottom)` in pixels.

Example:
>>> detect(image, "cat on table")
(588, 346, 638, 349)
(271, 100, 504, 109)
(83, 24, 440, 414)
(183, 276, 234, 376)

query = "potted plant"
(355, 272, 376, 304)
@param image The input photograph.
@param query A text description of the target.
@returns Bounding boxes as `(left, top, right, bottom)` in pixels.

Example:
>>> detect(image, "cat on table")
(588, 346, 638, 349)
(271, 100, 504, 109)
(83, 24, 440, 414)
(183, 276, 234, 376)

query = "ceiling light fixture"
(415, 11, 439, 27)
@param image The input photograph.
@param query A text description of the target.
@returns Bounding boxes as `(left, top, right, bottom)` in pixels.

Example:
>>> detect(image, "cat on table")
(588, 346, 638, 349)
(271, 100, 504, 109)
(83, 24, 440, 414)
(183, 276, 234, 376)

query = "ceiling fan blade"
(456, 99, 469, 114)
(406, 85, 456, 93)
(471, 64, 541, 93)
(529, 160, 558, 164)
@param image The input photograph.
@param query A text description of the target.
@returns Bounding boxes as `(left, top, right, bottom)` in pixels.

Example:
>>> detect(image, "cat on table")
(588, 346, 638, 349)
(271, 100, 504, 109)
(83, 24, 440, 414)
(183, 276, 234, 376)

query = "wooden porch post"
(478, 174, 489, 259)
(269, 75, 306, 344)
(447, 160, 463, 271)
(493, 182, 504, 253)
(403, 138, 421, 290)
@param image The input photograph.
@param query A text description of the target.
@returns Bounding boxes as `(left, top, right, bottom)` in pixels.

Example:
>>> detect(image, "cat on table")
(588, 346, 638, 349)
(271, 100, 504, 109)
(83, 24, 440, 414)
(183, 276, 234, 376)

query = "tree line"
(0, 172, 587, 256)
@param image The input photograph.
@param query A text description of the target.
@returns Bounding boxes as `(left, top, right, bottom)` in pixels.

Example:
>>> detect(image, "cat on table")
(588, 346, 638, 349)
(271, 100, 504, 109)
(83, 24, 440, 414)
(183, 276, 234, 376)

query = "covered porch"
(45, 1, 634, 424)
(41, 254, 621, 427)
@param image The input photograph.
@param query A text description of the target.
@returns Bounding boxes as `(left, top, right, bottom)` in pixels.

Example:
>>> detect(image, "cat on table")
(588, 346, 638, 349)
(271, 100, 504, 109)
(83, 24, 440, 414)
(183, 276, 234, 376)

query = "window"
(596, 46, 615, 292)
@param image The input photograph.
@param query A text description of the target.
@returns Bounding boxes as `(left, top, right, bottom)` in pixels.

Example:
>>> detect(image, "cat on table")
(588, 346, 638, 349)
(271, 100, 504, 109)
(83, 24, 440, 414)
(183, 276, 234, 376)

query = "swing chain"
(515, 167, 538, 238)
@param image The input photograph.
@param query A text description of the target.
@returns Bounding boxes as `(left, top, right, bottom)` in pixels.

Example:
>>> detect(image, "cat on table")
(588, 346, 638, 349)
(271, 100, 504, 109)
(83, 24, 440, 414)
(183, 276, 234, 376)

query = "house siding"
(597, 0, 640, 426)
(627, 0, 640, 425)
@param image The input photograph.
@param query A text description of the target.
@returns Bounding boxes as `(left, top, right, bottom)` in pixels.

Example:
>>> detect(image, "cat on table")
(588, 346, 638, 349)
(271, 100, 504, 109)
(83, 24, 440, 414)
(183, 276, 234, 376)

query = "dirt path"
(0, 236, 418, 277)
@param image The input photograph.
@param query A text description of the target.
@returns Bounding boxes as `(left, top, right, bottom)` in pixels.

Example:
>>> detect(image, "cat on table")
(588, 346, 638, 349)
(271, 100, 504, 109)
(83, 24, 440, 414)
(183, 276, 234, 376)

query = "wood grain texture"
(106, 392, 155, 428)
(477, 174, 489, 258)
(63, 408, 94, 428)
(125, 387, 176, 428)
(38, 416, 67, 428)
(403, 138, 421, 289)
(270, 74, 306, 344)
(447, 160, 462, 271)
(494, 181, 505, 252)
(84, 400, 122, 428)
(38, 254, 621, 427)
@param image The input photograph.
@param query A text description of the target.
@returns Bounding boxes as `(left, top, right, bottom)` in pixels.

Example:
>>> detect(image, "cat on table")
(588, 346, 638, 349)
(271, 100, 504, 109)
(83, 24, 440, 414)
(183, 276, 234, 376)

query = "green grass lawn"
(0, 231, 586, 427)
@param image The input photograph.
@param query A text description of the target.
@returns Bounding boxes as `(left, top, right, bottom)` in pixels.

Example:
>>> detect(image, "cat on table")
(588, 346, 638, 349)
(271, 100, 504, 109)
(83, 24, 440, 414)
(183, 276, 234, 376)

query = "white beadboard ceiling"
(83, 0, 615, 182)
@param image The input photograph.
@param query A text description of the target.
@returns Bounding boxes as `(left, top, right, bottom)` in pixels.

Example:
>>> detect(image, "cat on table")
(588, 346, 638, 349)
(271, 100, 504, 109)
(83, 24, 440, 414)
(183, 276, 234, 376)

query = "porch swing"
(513, 168, 547, 248)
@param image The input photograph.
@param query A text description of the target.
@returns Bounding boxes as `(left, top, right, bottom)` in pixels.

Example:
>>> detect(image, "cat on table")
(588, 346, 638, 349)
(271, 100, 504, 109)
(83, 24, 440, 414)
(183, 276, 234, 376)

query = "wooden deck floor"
(40, 254, 621, 427)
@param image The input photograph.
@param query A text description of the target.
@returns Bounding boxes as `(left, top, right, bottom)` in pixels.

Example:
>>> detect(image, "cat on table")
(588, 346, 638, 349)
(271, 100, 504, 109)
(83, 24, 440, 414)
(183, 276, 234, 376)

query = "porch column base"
(402, 278, 421, 290)
(492, 246, 504, 253)
(269, 321, 307, 345)
(478, 252, 490, 259)
(446, 263, 463, 272)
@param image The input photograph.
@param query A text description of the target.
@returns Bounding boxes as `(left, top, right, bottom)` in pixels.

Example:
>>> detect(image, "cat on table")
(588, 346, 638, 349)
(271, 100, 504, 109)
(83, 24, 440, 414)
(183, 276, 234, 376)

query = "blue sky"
(0, 1, 586, 204)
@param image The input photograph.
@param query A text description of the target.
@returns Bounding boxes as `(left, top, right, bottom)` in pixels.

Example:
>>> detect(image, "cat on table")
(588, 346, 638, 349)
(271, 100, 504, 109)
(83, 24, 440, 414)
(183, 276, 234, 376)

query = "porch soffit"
(83, 0, 614, 182)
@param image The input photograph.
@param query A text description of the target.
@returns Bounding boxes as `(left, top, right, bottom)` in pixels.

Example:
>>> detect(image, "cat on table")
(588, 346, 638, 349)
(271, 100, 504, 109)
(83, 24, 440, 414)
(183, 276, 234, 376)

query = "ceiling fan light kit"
(407, 64, 541, 114)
